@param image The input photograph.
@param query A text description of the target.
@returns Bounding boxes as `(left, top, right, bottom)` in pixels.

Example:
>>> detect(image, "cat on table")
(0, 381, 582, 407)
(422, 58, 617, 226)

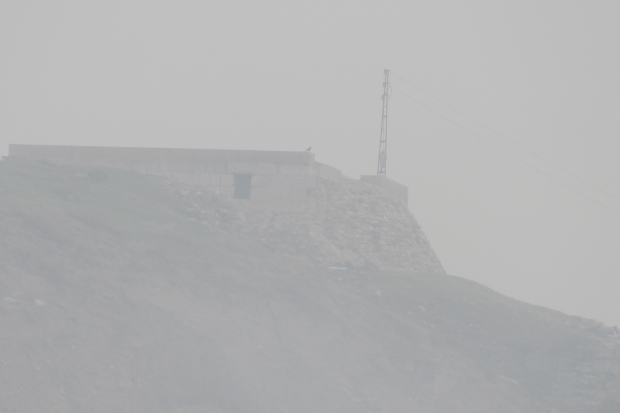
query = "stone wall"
(360, 175, 408, 207)
(168, 177, 445, 274)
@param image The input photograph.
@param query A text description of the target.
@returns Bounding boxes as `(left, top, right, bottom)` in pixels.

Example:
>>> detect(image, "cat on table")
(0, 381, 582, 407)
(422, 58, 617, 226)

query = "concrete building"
(7, 144, 408, 212)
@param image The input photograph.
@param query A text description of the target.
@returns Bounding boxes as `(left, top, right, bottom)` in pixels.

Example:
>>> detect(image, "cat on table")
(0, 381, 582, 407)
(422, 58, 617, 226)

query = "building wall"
(8, 144, 344, 213)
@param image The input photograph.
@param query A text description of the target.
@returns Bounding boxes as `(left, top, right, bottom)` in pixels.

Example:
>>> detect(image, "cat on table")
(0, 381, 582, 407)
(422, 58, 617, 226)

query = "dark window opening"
(234, 174, 252, 199)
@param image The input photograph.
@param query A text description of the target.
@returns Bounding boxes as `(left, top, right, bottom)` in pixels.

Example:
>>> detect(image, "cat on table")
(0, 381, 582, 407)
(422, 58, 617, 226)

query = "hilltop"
(0, 161, 619, 412)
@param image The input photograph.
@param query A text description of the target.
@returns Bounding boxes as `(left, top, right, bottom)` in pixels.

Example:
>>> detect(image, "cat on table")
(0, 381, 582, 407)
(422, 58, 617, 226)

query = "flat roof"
(8, 144, 315, 165)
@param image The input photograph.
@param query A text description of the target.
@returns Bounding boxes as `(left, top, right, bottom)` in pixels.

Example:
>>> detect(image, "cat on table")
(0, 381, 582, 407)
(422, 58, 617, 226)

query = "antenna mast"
(376, 69, 390, 176)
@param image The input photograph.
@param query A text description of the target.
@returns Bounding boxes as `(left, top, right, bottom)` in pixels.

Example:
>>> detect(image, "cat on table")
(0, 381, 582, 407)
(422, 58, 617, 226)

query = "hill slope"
(0, 161, 618, 412)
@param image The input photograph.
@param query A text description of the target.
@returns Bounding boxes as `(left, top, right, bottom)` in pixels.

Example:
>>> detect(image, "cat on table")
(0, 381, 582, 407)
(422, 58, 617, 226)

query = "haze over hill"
(1, 160, 619, 412)
(3, 1, 620, 329)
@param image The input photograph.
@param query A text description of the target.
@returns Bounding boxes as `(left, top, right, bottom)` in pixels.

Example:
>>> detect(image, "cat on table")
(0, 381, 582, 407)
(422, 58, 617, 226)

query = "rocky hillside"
(0, 161, 619, 413)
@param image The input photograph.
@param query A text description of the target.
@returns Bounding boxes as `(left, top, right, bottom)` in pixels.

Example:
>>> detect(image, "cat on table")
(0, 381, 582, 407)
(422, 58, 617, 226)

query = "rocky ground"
(0, 161, 619, 412)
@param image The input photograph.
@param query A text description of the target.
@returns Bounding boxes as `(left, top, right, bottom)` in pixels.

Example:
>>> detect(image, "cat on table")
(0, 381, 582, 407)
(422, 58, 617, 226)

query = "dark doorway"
(234, 174, 252, 199)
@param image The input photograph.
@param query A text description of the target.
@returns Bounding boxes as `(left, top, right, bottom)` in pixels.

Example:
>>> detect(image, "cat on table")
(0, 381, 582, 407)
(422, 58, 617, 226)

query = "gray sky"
(2, 1, 619, 326)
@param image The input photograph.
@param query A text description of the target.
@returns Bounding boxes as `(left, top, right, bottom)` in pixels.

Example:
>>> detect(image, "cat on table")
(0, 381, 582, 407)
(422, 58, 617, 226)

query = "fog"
(2, 0, 619, 327)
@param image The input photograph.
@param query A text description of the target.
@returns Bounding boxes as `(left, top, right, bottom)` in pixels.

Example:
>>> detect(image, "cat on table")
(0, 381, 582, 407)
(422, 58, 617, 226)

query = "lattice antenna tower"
(376, 69, 390, 176)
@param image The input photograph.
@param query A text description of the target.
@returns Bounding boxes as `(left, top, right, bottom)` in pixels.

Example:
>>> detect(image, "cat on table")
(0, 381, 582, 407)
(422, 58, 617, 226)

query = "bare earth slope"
(0, 162, 618, 412)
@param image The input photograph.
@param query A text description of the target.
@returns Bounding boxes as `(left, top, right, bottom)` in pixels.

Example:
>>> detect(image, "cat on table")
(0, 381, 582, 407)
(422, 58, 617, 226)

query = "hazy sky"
(2, 1, 620, 326)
